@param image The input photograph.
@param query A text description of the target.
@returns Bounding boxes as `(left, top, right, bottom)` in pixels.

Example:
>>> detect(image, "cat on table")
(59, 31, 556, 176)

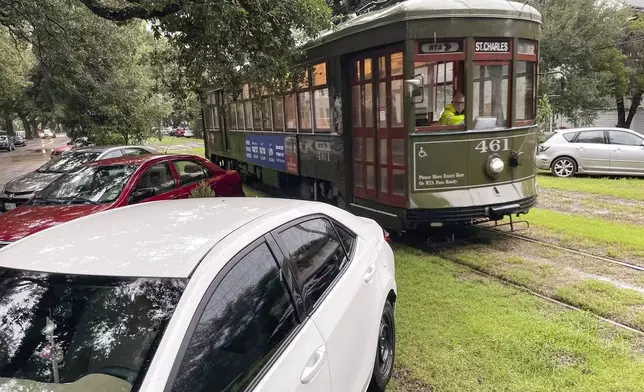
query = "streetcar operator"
(439, 92, 465, 125)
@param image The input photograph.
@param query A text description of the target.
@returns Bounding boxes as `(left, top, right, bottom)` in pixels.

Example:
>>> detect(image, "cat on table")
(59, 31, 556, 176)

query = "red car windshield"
(34, 165, 137, 205)
(37, 152, 101, 174)
(0, 268, 186, 390)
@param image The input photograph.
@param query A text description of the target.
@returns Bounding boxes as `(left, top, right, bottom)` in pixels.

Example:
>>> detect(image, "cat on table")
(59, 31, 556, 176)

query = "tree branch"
(77, 0, 186, 21)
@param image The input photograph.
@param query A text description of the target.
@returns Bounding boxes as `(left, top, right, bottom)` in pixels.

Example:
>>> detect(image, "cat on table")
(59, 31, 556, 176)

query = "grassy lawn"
(537, 173, 644, 201)
(145, 136, 205, 156)
(392, 245, 644, 392)
(526, 208, 644, 258)
(556, 280, 644, 330)
(450, 246, 644, 331)
(148, 136, 204, 146)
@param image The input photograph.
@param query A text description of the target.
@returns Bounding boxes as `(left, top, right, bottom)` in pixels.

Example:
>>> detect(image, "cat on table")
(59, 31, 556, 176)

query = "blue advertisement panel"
(245, 134, 288, 172)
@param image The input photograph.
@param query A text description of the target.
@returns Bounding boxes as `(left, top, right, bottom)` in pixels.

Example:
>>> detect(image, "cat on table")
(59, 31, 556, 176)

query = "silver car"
(0, 135, 15, 151)
(0, 145, 156, 212)
(536, 127, 644, 177)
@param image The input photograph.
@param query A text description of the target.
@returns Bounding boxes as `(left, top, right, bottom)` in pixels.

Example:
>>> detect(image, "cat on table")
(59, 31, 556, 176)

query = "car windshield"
(35, 165, 137, 205)
(37, 152, 101, 174)
(0, 268, 187, 391)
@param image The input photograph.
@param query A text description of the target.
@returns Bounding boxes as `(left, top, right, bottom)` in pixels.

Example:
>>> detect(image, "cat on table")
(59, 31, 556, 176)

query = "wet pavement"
(0, 136, 70, 188)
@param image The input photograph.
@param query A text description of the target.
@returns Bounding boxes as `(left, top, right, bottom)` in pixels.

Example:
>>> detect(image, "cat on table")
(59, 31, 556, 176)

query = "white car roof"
(0, 198, 307, 278)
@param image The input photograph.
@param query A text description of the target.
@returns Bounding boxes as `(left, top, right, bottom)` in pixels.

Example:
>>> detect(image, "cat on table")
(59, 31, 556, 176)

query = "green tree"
(72, 0, 331, 95)
(535, 0, 628, 126)
(0, 28, 33, 135)
(614, 16, 644, 129)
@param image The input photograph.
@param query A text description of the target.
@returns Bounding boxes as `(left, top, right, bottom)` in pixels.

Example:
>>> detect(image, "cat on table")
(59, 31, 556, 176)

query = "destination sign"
(419, 41, 462, 54)
(518, 40, 537, 55)
(475, 40, 511, 53)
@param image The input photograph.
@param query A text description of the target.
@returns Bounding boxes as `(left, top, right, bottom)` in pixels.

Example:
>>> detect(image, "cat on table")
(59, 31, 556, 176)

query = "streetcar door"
(351, 57, 377, 201)
(351, 49, 407, 207)
(375, 51, 407, 207)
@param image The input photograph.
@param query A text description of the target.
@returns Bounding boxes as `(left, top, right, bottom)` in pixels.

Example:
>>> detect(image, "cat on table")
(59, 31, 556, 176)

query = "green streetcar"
(202, 0, 541, 232)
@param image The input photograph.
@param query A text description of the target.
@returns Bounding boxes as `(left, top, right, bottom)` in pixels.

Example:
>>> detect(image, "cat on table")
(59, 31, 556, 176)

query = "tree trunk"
(4, 115, 15, 136)
(30, 117, 38, 139)
(19, 115, 32, 139)
(616, 96, 627, 128)
(625, 91, 643, 129)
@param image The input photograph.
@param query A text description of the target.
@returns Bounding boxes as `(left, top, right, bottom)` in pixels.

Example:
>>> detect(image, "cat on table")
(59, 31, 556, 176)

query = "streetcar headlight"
(488, 157, 505, 175)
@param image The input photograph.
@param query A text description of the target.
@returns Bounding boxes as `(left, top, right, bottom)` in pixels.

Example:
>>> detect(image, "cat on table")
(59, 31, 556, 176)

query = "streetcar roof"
(305, 0, 541, 49)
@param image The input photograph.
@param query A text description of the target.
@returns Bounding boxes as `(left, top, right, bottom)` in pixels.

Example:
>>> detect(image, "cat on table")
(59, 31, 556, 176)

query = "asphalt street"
(0, 136, 70, 188)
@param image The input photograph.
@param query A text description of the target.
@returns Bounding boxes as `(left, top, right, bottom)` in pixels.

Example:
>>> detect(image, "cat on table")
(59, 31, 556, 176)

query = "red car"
(174, 128, 185, 137)
(0, 154, 244, 245)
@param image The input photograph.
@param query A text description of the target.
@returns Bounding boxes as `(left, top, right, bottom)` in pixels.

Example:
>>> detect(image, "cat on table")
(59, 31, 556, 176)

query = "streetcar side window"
(413, 61, 465, 127)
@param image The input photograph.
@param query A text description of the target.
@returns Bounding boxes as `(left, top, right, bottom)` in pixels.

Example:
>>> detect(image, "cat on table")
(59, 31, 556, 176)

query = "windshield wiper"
(58, 197, 99, 205)
(29, 197, 58, 205)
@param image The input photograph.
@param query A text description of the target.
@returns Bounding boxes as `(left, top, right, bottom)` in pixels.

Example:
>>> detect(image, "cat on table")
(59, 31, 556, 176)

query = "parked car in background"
(0, 145, 156, 212)
(536, 127, 644, 178)
(12, 135, 26, 147)
(50, 137, 92, 159)
(0, 197, 396, 392)
(174, 128, 185, 137)
(0, 135, 15, 151)
(184, 128, 195, 138)
(40, 129, 56, 139)
(0, 154, 244, 243)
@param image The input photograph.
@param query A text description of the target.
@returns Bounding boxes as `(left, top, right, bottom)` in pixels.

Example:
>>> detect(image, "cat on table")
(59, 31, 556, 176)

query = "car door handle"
(364, 263, 377, 283)
(301, 345, 327, 384)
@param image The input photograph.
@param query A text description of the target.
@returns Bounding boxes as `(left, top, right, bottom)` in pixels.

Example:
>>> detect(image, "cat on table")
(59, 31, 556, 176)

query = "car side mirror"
(130, 187, 156, 203)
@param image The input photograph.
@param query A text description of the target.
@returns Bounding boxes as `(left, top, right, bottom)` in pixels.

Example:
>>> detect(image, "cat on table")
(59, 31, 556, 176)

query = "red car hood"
(0, 204, 111, 242)
(54, 145, 73, 153)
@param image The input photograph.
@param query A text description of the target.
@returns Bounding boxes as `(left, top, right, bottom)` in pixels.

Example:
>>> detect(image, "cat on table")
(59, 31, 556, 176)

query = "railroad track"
(479, 226, 644, 273)
(402, 228, 644, 337)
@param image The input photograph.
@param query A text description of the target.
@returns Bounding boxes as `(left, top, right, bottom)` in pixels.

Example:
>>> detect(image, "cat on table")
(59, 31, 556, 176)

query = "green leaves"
(535, 0, 629, 126)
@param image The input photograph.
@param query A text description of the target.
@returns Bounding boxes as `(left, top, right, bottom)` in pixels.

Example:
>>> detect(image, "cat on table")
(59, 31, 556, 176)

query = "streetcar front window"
(472, 64, 510, 128)
(413, 61, 465, 127)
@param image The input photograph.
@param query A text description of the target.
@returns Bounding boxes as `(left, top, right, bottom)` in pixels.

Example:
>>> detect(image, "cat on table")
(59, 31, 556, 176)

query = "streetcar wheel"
(336, 193, 346, 209)
(551, 157, 576, 178)
(298, 179, 312, 200)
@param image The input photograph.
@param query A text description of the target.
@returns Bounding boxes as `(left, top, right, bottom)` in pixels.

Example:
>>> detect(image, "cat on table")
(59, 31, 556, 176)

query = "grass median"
(391, 245, 644, 392)
(537, 174, 644, 201)
(525, 208, 644, 259)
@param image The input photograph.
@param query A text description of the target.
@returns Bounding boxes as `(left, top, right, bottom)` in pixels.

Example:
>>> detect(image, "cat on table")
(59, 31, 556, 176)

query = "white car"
(0, 198, 397, 392)
(183, 128, 195, 138)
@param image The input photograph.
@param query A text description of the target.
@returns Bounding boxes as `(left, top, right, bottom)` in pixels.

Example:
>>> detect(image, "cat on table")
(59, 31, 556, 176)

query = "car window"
(608, 130, 643, 146)
(135, 162, 176, 194)
(171, 242, 297, 392)
(123, 148, 151, 156)
(574, 131, 605, 144)
(173, 160, 209, 186)
(275, 218, 347, 310)
(102, 150, 123, 159)
(334, 223, 356, 256)
(562, 132, 578, 142)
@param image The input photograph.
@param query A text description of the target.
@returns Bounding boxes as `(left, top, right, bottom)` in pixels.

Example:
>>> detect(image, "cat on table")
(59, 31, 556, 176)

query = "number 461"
(474, 138, 509, 154)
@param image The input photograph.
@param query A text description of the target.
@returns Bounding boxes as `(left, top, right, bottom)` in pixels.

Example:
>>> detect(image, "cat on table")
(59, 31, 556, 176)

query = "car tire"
(368, 301, 395, 392)
(551, 157, 577, 178)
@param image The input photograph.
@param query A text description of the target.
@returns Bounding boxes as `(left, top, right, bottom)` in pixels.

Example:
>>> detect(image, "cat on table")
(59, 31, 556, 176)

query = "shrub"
(189, 181, 216, 198)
